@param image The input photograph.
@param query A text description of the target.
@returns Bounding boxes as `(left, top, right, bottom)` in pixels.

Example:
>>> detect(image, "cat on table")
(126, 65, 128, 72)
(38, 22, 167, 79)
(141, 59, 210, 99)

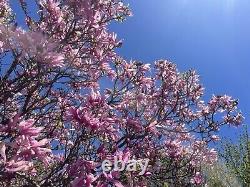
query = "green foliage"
(163, 182, 169, 187)
(203, 162, 241, 187)
(220, 126, 250, 186)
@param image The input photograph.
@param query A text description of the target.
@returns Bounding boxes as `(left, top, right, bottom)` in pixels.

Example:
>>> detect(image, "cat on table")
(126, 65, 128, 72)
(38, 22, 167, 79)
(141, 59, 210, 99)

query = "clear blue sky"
(110, 0, 250, 139)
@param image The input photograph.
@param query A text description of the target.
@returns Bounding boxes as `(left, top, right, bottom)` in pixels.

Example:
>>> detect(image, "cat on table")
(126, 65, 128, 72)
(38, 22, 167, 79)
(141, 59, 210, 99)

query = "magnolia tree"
(0, 0, 244, 186)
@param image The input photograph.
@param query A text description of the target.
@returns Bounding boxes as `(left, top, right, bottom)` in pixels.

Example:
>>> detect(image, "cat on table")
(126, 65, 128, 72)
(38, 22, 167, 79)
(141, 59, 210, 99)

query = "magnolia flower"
(191, 172, 203, 185)
(18, 119, 43, 137)
(88, 90, 104, 106)
(5, 160, 33, 173)
(211, 135, 220, 141)
(0, 41, 4, 52)
(0, 117, 52, 173)
(0, 25, 64, 67)
(43, 52, 65, 67)
(103, 171, 124, 187)
(139, 63, 151, 71)
(0, 141, 6, 162)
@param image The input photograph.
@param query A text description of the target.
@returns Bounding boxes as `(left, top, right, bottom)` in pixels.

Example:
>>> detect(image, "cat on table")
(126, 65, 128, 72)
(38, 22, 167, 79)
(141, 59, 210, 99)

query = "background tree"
(0, 1, 244, 186)
(202, 161, 241, 187)
(220, 126, 250, 187)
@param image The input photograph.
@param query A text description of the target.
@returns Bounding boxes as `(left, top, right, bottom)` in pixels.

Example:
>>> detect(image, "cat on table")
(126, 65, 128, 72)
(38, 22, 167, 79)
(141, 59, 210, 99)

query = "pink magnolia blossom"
(191, 172, 203, 185)
(0, 142, 6, 162)
(5, 160, 33, 173)
(17, 119, 44, 137)
(0, 117, 52, 173)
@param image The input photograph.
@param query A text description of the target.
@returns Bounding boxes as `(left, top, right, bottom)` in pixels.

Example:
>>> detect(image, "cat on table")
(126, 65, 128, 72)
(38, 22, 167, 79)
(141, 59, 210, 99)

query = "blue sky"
(110, 0, 250, 139)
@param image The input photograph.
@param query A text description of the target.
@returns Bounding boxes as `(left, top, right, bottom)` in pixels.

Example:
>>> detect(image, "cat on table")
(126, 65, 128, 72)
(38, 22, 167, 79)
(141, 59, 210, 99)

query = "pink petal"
(0, 142, 6, 162)
(113, 181, 124, 187)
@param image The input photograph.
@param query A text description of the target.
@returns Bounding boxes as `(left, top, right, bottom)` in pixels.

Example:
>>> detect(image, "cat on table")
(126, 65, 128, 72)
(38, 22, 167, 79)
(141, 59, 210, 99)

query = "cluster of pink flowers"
(0, 115, 51, 173)
(0, 25, 64, 66)
(54, 59, 242, 186)
(38, 0, 131, 81)
(0, 0, 244, 186)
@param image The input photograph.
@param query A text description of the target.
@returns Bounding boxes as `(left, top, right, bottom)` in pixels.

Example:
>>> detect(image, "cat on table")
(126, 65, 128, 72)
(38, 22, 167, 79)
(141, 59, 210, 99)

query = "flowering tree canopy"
(0, 1, 244, 186)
